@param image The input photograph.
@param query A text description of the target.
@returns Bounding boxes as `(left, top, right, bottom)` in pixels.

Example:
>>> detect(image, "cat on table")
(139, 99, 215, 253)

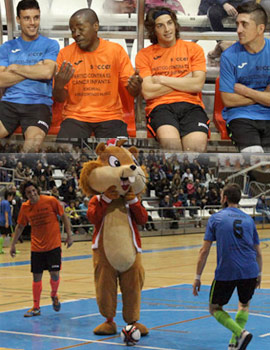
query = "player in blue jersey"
(220, 2, 270, 153)
(0, 0, 59, 152)
(193, 183, 262, 350)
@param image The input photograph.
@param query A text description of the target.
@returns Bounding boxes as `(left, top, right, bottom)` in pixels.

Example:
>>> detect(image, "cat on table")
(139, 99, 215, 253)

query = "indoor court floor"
(0, 230, 269, 350)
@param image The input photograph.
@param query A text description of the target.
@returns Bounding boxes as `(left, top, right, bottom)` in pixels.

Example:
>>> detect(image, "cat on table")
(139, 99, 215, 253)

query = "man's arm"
(192, 240, 212, 296)
(10, 223, 25, 257)
(221, 91, 255, 107)
(141, 71, 205, 100)
(60, 212, 73, 248)
(126, 69, 143, 97)
(6, 59, 57, 81)
(0, 66, 25, 88)
(53, 61, 75, 103)
(234, 83, 270, 107)
(254, 244, 263, 288)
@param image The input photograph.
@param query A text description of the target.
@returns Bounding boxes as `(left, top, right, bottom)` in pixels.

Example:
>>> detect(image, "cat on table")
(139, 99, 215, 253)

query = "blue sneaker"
(24, 307, 40, 317)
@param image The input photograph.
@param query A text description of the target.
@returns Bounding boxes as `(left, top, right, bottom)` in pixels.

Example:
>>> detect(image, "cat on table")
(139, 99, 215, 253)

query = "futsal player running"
(193, 183, 262, 350)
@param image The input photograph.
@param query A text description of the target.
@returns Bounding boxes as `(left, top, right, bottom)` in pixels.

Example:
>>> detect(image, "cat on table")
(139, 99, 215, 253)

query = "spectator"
(14, 161, 26, 180)
(37, 174, 49, 192)
(51, 186, 60, 199)
(159, 194, 178, 229)
(220, 2, 270, 152)
(53, 8, 142, 140)
(0, 190, 14, 253)
(197, 0, 215, 15)
(256, 194, 270, 221)
(63, 185, 77, 204)
(0, 160, 9, 182)
(182, 168, 194, 182)
(136, 6, 209, 151)
(0, 0, 59, 152)
(65, 200, 81, 234)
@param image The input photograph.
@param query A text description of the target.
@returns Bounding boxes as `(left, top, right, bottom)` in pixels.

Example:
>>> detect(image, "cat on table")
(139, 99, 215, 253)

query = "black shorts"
(57, 118, 128, 140)
(209, 278, 257, 306)
(0, 101, 51, 135)
(0, 226, 13, 235)
(31, 247, 62, 274)
(147, 102, 209, 138)
(227, 119, 270, 150)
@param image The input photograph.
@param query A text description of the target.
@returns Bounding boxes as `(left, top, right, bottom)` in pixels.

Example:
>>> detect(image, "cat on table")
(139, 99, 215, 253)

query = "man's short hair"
(4, 190, 14, 200)
(223, 183, 242, 204)
(17, 0, 40, 18)
(20, 180, 40, 200)
(237, 1, 268, 28)
(144, 6, 180, 44)
(70, 8, 99, 25)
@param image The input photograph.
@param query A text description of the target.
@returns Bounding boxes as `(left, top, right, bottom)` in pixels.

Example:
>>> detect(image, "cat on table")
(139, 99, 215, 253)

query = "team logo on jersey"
(238, 62, 247, 69)
(74, 60, 83, 65)
(11, 49, 21, 53)
(153, 55, 161, 60)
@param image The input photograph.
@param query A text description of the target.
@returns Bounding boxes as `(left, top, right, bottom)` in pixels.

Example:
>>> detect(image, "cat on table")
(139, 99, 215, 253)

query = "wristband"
(195, 274, 201, 281)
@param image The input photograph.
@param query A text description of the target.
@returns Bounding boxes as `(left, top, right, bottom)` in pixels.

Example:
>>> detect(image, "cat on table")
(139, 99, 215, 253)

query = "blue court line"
(1, 238, 269, 268)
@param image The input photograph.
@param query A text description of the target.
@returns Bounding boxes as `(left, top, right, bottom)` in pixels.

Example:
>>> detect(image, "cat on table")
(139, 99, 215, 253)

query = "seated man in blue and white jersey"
(220, 2, 270, 153)
(0, 0, 59, 152)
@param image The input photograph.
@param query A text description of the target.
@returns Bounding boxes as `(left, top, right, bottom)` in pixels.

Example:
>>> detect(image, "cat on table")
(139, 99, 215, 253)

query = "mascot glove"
(104, 185, 120, 200)
(125, 188, 136, 202)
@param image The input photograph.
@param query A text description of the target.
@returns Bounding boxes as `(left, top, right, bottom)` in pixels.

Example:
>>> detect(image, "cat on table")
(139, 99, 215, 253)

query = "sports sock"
(50, 278, 60, 298)
(33, 281, 42, 309)
(229, 310, 249, 344)
(213, 310, 242, 338)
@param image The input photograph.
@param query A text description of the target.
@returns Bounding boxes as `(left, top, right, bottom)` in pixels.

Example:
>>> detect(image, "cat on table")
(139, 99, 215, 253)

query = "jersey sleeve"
(0, 42, 9, 67)
(252, 222, 260, 245)
(204, 216, 216, 242)
(51, 196, 64, 216)
(43, 39, 60, 62)
(190, 43, 206, 73)
(219, 52, 237, 93)
(135, 48, 153, 78)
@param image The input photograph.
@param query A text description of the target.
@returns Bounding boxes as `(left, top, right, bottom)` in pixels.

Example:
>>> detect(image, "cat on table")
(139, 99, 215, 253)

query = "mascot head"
(80, 139, 146, 197)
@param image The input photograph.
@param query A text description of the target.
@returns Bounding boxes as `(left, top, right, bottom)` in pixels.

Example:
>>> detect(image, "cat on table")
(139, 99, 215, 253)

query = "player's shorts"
(147, 102, 209, 138)
(227, 119, 270, 151)
(209, 278, 257, 306)
(57, 118, 128, 140)
(0, 101, 51, 135)
(0, 225, 13, 235)
(31, 247, 62, 274)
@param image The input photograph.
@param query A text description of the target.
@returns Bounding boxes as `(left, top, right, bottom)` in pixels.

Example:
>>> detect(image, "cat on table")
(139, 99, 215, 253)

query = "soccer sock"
(229, 310, 249, 344)
(33, 281, 42, 309)
(0, 237, 3, 252)
(213, 310, 242, 338)
(50, 278, 60, 298)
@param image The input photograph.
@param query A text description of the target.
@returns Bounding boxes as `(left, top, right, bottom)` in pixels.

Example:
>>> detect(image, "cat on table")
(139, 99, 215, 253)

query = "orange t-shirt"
(135, 39, 206, 116)
(56, 38, 135, 123)
(17, 195, 64, 252)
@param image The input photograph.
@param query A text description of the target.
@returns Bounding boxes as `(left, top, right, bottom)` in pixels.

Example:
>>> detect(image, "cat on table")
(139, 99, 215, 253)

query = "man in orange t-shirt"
(136, 6, 209, 151)
(53, 8, 142, 140)
(10, 180, 73, 317)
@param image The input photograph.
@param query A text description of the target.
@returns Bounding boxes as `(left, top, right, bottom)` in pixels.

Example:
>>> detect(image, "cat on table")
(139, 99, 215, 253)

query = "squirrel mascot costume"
(80, 139, 149, 336)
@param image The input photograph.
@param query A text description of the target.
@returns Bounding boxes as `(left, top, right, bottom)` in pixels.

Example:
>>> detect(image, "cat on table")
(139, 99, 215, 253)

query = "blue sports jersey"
(219, 39, 270, 123)
(0, 199, 12, 226)
(0, 35, 59, 106)
(204, 207, 260, 281)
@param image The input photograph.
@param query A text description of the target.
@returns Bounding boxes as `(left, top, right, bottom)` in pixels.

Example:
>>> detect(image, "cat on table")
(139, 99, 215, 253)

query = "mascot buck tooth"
(80, 139, 149, 336)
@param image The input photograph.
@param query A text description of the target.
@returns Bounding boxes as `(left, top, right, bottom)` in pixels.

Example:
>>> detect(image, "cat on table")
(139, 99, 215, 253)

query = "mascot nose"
(130, 165, 136, 171)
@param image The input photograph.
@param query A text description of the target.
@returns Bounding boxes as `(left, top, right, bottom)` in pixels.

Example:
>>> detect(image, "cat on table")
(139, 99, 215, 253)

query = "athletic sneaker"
(52, 296, 61, 312)
(235, 330, 253, 350)
(24, 307, 41, 317)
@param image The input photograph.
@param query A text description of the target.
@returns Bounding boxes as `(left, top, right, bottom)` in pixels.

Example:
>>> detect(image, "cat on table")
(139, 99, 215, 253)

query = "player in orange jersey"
(136, 6, 209, 151)
(10, 180, 73, 317)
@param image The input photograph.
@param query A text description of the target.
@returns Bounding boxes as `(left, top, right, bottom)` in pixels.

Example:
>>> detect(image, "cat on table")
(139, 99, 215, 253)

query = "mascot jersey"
(135, 39, 206, 116)
(220, 39, 270, 123)
(56, 38, 134, 123)
(0, 35, 59, 106)
(87, 194, 147, 251)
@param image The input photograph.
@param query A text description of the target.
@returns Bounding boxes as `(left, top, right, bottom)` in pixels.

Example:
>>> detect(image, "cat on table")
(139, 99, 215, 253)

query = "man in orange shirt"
(53, 8, 142, 140)
(136, 6, 209, 151)
(10, 180, 73, 317)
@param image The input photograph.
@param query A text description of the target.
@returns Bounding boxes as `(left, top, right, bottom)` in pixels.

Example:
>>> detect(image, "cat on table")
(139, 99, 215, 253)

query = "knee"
(208, 5, 223, 19)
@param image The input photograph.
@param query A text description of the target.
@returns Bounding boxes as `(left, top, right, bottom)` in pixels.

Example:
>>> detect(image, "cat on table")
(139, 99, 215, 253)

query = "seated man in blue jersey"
(0, 0, 59, 152)
(219, 2, 270, 153)
(193, 183, 262, 350)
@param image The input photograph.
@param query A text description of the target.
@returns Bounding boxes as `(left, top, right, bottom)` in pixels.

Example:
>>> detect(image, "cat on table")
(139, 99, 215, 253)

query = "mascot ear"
(95, 143, 106, 155)
(79, 161, 101, 196)
(128, 146, 139, 159)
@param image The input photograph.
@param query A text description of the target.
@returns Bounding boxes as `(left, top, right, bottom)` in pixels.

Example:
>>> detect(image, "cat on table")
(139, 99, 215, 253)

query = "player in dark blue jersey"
(0, 0, 59, 152)
(193, 183, 262, 350)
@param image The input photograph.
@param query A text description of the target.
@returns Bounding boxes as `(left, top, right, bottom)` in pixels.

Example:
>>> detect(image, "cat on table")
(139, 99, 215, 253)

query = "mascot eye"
(109, 155, 121, 167)
(132, 155, 139, 167)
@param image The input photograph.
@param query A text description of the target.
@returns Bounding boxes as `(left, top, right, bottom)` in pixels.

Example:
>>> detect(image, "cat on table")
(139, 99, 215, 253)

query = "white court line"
(0, 330, 177, 350)
(259, 333, 270, 338)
